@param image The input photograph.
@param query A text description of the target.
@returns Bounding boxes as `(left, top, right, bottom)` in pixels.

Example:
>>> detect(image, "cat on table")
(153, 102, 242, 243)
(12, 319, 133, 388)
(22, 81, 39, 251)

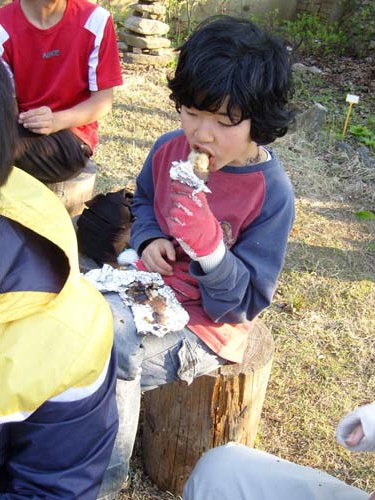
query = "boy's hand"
(141, 238, 175, 275)
(167, 181, 223, 261)
(19, 106, 56, 135)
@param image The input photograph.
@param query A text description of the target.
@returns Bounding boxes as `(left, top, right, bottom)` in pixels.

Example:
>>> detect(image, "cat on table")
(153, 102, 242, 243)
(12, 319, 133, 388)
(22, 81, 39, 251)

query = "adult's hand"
(345, 423, 365, 447)
(336, 402, 375, 452)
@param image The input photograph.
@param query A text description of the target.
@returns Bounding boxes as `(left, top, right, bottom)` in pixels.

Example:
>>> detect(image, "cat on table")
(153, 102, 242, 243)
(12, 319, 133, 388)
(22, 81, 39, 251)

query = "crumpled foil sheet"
(170, 160, 211, 194)
(84, 264, 189, 337)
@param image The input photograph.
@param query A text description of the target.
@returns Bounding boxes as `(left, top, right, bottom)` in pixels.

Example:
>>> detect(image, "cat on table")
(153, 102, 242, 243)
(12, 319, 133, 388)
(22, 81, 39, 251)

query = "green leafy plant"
(355, 210, 375, 220)
(165, 0, 233, 47)
(349, 125, 375, 151)
(340, 0, 375, 57)
(96, 0, 130, 31)
(277, 13, 347, 57)
(164, 0, 201, 47)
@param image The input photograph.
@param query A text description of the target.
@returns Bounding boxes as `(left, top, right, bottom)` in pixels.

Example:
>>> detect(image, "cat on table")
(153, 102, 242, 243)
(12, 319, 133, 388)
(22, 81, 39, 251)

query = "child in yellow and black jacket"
(0, 59, 118, 499)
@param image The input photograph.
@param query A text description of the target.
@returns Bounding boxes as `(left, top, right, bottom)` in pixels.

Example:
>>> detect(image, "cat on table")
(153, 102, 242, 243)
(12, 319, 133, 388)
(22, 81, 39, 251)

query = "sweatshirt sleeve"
(191, 166, 295, 323)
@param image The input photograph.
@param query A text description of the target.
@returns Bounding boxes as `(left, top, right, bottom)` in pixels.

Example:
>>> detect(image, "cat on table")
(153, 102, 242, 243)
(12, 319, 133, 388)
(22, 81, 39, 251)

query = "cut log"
(46, 160, 97, 217)
(142, 320, 274, 496)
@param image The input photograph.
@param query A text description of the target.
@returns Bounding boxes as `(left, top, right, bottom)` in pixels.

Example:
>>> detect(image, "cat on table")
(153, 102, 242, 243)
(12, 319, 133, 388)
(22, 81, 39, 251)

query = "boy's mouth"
(192, 146, 214, 166)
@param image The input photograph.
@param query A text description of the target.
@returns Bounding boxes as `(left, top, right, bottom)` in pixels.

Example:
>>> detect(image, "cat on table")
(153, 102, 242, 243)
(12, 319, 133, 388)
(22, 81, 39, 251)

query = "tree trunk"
(142, 320, 274, 496)
(46, 160, 97, 217)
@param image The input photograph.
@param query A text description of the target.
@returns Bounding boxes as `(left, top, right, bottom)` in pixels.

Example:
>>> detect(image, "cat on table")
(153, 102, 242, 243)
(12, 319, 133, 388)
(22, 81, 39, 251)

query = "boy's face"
(180, 101, 253, 170)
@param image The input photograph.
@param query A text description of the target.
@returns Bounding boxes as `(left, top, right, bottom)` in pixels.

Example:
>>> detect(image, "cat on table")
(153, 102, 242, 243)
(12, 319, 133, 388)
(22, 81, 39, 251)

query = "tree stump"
(142, 320, 274, 496)
(46, 160, 97, 217)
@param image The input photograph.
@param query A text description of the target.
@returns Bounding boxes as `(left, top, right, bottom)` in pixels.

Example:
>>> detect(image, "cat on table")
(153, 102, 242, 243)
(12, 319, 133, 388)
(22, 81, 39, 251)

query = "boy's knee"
(183, 445, 234, 499)
(183, 444, 258, 500)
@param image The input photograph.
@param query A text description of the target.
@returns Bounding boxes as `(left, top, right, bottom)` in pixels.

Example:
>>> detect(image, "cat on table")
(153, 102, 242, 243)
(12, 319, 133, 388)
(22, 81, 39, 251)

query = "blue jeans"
(98, 292, 226, 500)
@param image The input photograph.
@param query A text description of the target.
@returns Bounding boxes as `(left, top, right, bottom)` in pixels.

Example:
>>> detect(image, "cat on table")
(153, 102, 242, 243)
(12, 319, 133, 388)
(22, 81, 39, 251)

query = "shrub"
(340, 0, 375, 57)
(278, 13, 347, 58)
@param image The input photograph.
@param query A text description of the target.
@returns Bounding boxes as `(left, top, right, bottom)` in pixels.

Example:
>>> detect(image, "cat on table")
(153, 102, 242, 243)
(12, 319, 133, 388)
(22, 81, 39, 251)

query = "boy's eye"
(184, 107, 198, 116)
(218, 119, 235, 127)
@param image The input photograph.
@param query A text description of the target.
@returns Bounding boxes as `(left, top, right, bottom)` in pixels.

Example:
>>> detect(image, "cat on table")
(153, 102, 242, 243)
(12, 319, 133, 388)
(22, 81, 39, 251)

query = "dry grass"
(259, 135, 375, 493)
(93, 63, 375, 499)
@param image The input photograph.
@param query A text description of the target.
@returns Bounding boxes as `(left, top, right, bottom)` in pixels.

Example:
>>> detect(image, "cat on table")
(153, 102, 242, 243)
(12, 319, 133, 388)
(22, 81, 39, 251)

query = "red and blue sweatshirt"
(130, 130, 295, 362)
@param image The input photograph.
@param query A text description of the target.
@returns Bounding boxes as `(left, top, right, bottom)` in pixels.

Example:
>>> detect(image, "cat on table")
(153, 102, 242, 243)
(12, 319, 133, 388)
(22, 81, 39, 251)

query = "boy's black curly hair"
(168, 15, 295, 145)
(0, 59, 16, 186)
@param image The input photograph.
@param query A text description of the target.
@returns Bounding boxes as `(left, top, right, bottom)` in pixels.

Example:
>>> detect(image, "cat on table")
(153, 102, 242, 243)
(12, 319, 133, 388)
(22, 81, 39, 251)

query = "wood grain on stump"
(46, 160, 97, 217)
(142, 320, 274, 496)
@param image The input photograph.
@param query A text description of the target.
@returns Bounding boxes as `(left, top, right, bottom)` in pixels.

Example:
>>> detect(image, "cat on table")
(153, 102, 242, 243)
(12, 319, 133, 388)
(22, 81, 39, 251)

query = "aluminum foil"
(170, 160, 211, 194)
(84, 264, 189, 337)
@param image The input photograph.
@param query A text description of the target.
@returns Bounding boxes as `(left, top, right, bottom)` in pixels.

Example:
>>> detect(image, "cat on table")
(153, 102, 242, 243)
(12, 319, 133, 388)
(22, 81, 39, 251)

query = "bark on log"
(142, 320, 274, 496)
(46, 160, 97, 217)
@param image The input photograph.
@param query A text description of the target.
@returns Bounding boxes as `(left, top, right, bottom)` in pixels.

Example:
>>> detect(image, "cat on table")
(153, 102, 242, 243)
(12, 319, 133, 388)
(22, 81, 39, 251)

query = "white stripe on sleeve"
(84, 6, 110, 91)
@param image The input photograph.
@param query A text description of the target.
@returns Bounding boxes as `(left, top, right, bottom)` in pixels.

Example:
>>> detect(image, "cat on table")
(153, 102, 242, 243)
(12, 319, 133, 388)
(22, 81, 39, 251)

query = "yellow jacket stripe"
(0, 168, 113, 422)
